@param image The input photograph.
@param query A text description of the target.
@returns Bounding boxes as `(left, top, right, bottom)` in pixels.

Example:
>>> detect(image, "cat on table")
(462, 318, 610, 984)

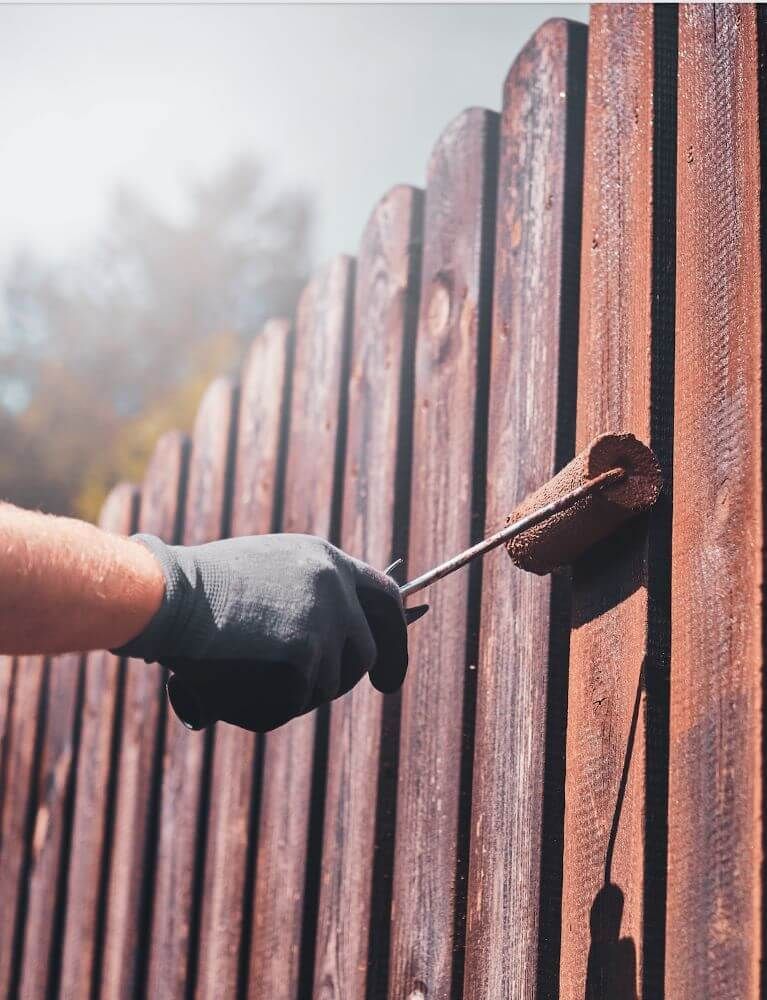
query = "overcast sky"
(0, 4, 587, 268)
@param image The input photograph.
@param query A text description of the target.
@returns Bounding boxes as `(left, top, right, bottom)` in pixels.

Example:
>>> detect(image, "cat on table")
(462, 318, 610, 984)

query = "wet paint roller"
(398, 432, 661, 611)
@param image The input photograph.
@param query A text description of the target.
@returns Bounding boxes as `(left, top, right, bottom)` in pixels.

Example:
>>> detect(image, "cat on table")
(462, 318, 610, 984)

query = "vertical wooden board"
(18, 650, 82, 1000)
(313, 187, 423, 1000)
(58, 483, 139, 1000)
(464, 19, 586, 1000)
(0, 654, 46, 999)
(146, 378, 238, 999)
(666, 6, 763, 998)
(0, 655, 15, 823)
(389, 108, 499, 1000)
(559, 6, 676, 1000)
(100, 430, 189, 1000)
(248, 257, 354, 1000)
(195, 320, 291, 1000)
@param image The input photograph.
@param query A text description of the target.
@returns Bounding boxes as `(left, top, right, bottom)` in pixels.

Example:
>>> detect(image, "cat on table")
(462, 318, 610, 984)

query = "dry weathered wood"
(464, 19, 586, 1000)
(388, 107, 499, 999)
(146, 378, 238, 999)
(0, 654, 46, 999)
(313, 187, 423, 1000)
(59, 483, 139, 999)
(101, 430, 189, 1000)
(248, 257, 355, 1000)
(195, 320, 292, 1000)
(666, 6, 763, 998)
(559, 7, 676, 999)
(17, 651, 82, 1000)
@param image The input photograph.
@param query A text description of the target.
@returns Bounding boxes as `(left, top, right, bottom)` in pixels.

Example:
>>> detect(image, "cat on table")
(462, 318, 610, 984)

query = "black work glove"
(114, 533, 408, 733)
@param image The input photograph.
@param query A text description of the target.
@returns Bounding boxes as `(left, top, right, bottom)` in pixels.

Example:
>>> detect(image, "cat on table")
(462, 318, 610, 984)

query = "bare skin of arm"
(0, 502, 164, 655)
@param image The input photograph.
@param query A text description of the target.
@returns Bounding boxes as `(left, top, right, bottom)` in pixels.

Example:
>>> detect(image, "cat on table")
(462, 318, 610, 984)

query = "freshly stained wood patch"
(145, 379, 238, 999)
(196, 320, 292, 1000)
(313, 186, 422, 1000)
(248, 257, 354, 1000)
(464, 18, 586, 1000)
(666, 6, 764, 998)
(101, 430, 189, 1000)
(388, 107, 498, 999)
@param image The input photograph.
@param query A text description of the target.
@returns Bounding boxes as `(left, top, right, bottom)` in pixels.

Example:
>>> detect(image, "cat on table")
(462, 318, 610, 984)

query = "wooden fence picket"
(312, 185, 423, 1000)
(248, 257, 355, 1000)
(558, 6, 677, 999)
(0, 654, 47, 999)
(145, 379, 239, 999)
(58, 483, 139, 999)
(464, 18, 586, 1000)
(195, 319, 292, 1000)
(388, 107, 499, 999)
(17, 650, 82, 1000)
(101, 430, 190, 1000)
(666, 6, 765, 998)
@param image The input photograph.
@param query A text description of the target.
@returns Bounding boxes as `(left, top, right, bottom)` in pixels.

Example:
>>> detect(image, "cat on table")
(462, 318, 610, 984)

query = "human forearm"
(0, 502, 164, 655)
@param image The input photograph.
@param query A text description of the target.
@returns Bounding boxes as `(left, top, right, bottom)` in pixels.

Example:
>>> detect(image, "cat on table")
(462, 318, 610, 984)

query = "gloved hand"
(114, 533, 408, 733)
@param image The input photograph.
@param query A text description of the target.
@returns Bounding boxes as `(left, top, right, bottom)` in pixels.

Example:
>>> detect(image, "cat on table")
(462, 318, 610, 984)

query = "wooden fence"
(1, 6, 765, 998)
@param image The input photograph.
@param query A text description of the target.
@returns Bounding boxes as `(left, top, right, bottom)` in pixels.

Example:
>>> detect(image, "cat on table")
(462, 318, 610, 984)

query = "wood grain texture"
(464, 20, 586, 1000)
(146, 378, 238, 1000)
(559, 7, 676, 1000)
(58, 483, 139, 1000)
(17, 651, 82, 1000)
(313, 187, 423, 1000)
(101, 430, 190, 1000)
(0, 654, 46, 999)
(666, 6, 763, 998)
(388, 107, 499, 1000)
(195, 320, 291, 1000)
(248, 257, 355, 1000)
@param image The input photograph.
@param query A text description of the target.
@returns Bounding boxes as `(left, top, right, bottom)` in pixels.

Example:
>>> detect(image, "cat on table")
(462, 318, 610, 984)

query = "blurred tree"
(0, 157, 311, 519)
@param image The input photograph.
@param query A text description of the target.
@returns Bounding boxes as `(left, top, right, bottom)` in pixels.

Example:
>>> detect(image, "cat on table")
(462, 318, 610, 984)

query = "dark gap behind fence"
(642, 8, 678, 1000)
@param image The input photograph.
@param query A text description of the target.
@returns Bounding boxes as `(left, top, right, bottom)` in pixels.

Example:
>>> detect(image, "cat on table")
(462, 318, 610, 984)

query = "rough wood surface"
(195, 320, 291, 1000)
(146, 378, 238, 999)
(313, 187, 423, 1000)
(666, 6, 763, 998)
(58, 483, 139, 999)
(17, 651, 82, 1000)
(101, 430, 190, 1000)
(559, 7, 676, 1000)
(248, 257, 355, 1000)
(0, 654, 46, 999)
(463, 20, 586, 1000)
(388, 107, 498, 1000)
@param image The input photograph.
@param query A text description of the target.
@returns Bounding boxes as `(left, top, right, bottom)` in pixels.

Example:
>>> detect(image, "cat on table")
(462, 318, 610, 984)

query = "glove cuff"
(111, 534, 199, 662)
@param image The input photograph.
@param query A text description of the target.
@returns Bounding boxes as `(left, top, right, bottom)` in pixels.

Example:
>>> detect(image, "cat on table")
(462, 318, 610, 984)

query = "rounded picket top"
(98, 480, 139, 533)
(503, 17, 581, 101)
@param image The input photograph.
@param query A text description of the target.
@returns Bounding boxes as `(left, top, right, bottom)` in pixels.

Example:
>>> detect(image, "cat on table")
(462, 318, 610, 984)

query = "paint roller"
(397, 432, 661, 614)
